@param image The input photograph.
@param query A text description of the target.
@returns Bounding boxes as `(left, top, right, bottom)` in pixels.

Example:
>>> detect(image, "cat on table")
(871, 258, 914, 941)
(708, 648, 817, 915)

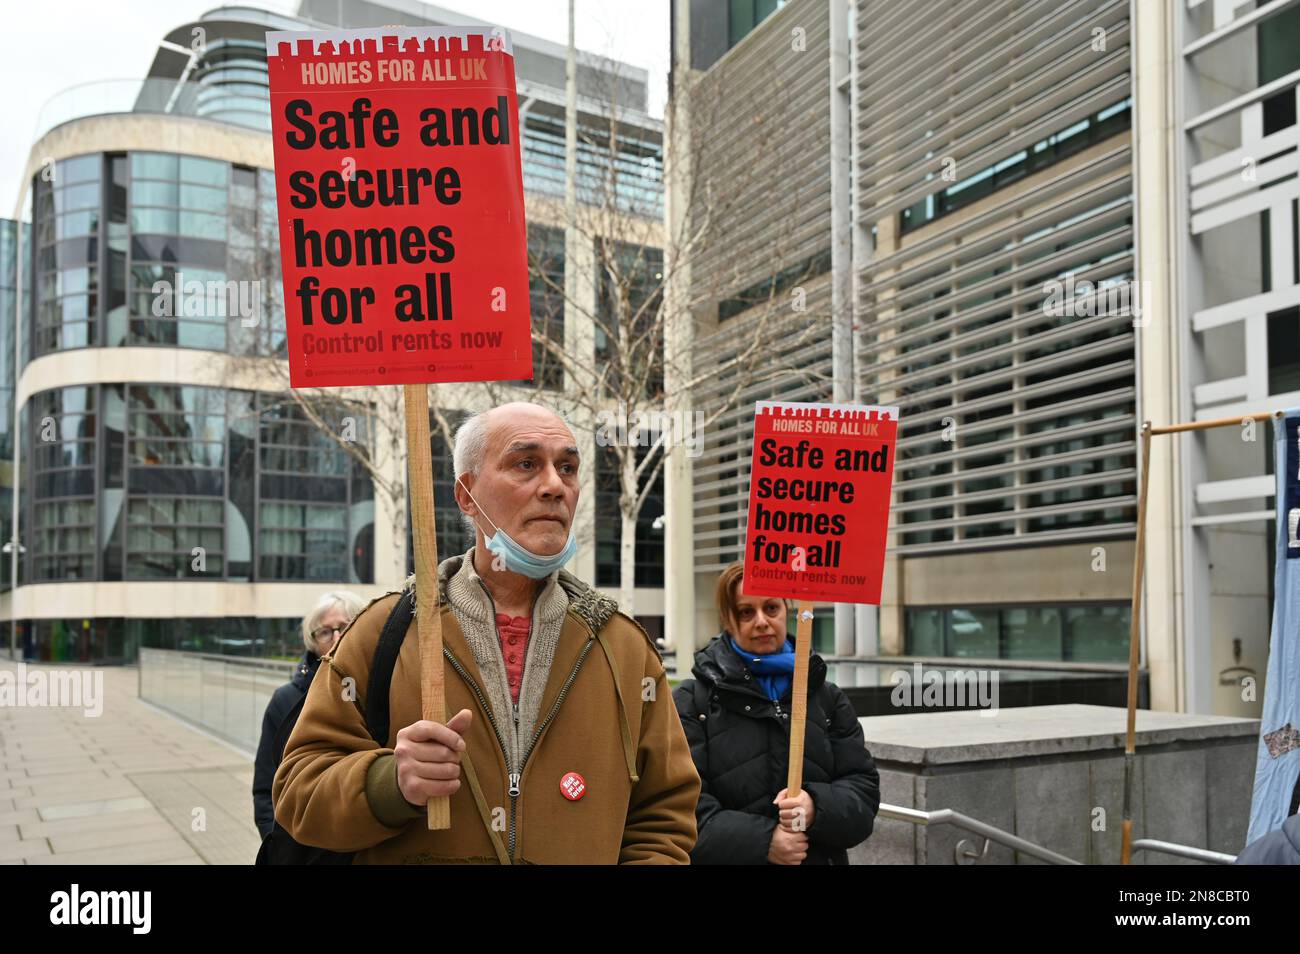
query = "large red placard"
(266, 27, 533, 387)
(742, 401, 899, 604)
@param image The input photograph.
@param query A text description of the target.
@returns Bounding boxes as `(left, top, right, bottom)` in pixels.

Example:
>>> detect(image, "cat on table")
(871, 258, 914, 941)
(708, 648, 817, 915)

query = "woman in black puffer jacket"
(673, 563, 880, 865)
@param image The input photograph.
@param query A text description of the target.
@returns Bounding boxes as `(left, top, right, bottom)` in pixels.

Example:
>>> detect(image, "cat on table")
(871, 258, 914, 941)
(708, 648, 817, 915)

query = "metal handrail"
(879, 803, 1237, 865)
(1129, 839, 1237, 865)
(139, 647, 298, 673)
(878, 802, 1082, 865)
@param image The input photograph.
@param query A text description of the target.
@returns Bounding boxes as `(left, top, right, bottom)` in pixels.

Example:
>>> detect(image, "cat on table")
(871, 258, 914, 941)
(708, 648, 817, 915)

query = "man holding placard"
(261, 26, 698, 863)
(274, 402, 700, 863)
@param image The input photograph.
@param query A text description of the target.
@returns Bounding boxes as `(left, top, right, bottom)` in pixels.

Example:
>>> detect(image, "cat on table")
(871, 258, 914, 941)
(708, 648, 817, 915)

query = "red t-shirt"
(495, 613, 531, 705)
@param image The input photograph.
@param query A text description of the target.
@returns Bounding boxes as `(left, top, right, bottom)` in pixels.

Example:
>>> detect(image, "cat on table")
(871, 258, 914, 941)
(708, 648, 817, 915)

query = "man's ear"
(454, 474, 477, 517)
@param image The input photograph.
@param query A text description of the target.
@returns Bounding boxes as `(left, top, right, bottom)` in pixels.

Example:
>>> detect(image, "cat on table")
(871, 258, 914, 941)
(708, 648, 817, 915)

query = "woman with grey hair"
(253, 590, 366, 839)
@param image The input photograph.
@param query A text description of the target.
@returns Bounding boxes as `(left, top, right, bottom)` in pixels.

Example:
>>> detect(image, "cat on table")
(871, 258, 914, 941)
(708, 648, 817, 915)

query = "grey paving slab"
(0, 838, 51, 862)
(0, 661, 257, 865)
(19, 808, 164, 840)
(25, 837, 200, 866)
(39, 796, 155, 821)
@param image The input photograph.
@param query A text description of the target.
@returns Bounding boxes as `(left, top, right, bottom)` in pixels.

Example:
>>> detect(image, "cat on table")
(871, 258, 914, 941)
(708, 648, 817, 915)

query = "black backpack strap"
(364, 589, 416, 746)
(259, 607, 422, 868)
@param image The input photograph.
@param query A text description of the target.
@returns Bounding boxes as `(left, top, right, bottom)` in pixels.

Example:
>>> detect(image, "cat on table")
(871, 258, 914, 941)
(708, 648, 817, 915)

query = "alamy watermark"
(594, 402, 705, 459)
(0, 664, 104, 717)
(1043, 274, 1151, 327)
(151, 272, 261, 327)
(889, 663, 1000, 716)
(50, 884, 150, 934)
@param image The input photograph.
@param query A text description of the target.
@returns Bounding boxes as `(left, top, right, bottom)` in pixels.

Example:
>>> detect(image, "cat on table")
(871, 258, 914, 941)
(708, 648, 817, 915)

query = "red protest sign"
(266, 27, 533, 388)
(741, 401, 899, 604)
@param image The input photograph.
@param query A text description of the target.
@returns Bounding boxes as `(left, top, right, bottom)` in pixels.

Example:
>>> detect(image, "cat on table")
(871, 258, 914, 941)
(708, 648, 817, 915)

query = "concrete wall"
(846, 703, 1258, 864)
(903, 540, 1136, 606)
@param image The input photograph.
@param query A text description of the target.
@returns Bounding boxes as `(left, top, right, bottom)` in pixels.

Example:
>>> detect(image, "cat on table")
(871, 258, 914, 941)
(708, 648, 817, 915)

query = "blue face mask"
(456, 477, 577, 580)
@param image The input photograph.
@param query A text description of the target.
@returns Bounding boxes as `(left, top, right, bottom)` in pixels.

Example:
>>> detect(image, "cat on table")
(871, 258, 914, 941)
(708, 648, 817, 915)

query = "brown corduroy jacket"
(272, 555, 700, 863)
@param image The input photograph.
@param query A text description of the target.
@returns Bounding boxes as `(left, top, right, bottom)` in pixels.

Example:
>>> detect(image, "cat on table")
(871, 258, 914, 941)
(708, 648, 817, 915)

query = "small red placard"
(741, 401, 899, 604)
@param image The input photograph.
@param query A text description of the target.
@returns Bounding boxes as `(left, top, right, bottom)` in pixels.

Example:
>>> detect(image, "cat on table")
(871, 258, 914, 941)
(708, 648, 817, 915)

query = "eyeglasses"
(312, 625, 345, 641)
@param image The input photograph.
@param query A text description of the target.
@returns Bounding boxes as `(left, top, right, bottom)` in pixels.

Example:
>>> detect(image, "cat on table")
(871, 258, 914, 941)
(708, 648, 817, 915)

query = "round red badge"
(560, 771, 586, 801)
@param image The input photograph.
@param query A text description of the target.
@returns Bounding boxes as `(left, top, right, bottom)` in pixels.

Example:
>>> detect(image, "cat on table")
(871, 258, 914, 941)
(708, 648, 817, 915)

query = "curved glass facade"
(29, 150, 285, 363)
(190, 37, 271, 130)
(23, 381, 375, 587)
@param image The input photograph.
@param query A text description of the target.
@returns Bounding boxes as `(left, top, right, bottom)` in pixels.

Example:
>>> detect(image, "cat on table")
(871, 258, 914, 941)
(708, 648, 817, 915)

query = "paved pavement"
(0, 660, 261, 865)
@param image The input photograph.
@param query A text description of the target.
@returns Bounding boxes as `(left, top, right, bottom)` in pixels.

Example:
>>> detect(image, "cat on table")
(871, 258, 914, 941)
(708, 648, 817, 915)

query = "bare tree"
(474, 55, 829, 612)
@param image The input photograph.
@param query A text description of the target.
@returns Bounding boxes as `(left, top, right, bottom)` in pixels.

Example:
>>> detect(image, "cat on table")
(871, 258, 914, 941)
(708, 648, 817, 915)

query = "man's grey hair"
(452, 411, 492, 481)
(453, 411, 493, 538)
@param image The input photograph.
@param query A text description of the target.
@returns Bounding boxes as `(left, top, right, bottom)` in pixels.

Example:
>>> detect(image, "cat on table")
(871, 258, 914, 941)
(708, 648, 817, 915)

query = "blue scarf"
(726, 634, 796, 702)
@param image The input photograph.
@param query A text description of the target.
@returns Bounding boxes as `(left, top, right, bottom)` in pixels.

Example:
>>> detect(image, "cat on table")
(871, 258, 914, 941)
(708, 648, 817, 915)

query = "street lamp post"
(4, 538, 25, 661)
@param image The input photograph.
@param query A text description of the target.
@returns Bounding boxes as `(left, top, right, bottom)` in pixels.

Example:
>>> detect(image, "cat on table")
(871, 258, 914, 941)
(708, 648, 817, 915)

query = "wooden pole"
(1150, 410, 1278, 435)
(1120, 422, 1152, 864)
(786, 600, 815, 796)
(1118, 407, 1279, 862)
(402, 383, 450, 830)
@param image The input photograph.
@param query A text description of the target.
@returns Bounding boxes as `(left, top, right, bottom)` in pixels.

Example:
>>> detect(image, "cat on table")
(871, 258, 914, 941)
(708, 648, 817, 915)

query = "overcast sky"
(0, 0, 669, 215)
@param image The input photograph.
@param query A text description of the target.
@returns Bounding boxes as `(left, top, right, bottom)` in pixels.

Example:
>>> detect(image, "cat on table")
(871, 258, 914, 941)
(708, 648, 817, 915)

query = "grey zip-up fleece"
(434, 547, 569, 771)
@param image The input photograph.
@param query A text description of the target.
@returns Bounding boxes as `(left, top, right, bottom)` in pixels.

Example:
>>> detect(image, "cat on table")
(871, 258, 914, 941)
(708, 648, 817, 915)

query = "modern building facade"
(1134, 0, 1300, 716)
(2, 1, 665, 663)
(669, 0, 1295, 717)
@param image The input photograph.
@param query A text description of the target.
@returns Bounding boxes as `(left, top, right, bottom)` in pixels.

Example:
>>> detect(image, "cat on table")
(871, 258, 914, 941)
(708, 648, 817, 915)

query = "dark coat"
(253, 651, 320, 838)
(1235, 813, 1300, 865)
(673, 634, 880, 864)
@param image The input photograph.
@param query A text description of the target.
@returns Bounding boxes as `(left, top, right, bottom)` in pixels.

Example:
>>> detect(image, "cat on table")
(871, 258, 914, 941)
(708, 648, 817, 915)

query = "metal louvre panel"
(896, 496, 1137, 535)
(861, 188, 1132, 323)
(687, 0, 835, 580)
(690, 276, 833, 571)
(856, 0, 1131, 219)
(855, 0, 1136, 554)
(856, 0, 1111, 131)
(891, 520, 1135, 556)
(856, 147, 1131, 282)
(861, 73, 1132, 221)
(857, 0, 1128, 145)
(897, 413, 1137, 472)
(689, 0, 832, 300)
(897, 386, 1135, 454)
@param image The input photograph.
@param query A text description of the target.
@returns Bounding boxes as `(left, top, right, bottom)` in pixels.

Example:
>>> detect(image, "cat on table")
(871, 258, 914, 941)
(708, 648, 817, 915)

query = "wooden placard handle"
(402, 383, 450, 830)
(786, 600, 815, 796)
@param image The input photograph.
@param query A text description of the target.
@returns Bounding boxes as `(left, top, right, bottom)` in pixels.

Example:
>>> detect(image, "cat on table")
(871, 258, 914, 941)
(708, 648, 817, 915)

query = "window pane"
(131, 208, 178, 234)
(179, 210, 226, 240)
(948, 608, 998, 658)
(132, 153, 178, 180)
(180, 183, 227, 212)
(1002, 606, 1063, 660)
(1066, 606, 1130, 662)
(179, 155, 227, 187)
(59, 154, 100, 184)
(132, 181, 179, 206)
(907, 608, 945, 656)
